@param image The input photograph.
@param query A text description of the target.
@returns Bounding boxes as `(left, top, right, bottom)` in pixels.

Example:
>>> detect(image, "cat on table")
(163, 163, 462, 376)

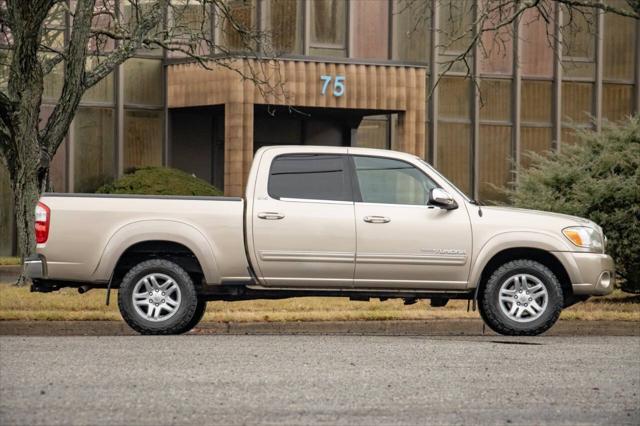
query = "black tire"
(479, 259, 563, 336)
(184, 298, 208, 332)
(118, 259, 200, 335)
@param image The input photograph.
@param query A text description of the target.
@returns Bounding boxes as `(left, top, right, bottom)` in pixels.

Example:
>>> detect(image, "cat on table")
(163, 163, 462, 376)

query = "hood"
(476, 205, 601, 232)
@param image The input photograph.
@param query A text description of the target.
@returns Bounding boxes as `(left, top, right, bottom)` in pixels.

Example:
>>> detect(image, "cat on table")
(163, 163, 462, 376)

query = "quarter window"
(353, 156, 438, 205)
(268, 154, 352, 202)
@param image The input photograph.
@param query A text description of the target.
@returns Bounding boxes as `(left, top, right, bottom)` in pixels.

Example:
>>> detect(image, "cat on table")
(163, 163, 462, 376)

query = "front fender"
(468, 230, 573, 288)
(91, 219, 221, 284)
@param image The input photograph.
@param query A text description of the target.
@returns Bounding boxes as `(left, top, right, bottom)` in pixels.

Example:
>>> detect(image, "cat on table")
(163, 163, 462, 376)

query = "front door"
(351, 155, 472, 290)
(251, 153, 356, 288)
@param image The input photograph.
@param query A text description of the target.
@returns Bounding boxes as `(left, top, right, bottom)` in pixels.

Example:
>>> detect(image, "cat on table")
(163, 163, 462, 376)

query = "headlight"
(562, 226, 603, 252)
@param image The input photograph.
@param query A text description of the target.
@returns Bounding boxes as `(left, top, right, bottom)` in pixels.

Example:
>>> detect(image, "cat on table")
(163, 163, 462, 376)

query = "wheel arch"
(109, 240, 207, 289)
(91, 220, 221, 285)
(474, 247, 573, 302)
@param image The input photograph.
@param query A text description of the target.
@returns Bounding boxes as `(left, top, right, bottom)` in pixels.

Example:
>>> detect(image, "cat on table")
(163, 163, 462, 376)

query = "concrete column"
(224, 102, 253, 197)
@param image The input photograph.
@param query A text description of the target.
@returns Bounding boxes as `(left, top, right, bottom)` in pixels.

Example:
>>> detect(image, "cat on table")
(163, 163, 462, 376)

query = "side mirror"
(429, 188, 458, 210)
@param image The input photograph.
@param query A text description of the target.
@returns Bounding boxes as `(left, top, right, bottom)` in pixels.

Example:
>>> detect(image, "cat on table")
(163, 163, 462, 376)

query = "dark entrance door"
(169, 106, 224, 191)
(253, 105, 363, 151)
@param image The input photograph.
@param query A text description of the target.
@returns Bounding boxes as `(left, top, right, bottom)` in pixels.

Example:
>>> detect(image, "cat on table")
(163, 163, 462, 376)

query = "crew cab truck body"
(25, 146, 615, 335)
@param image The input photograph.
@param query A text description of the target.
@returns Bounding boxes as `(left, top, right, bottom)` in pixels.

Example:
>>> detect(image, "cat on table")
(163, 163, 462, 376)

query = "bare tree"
(0, 0, 274, 278)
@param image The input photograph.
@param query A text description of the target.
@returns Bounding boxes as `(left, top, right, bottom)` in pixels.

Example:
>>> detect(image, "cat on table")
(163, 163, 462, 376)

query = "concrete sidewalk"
(1, 319, 638, 336)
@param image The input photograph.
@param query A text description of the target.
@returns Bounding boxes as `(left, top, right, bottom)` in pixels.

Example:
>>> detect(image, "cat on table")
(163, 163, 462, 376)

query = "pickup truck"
(25, 146, 614, 336)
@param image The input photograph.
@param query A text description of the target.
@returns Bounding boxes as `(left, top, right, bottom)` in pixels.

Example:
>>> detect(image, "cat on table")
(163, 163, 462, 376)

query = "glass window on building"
(520, 127, 552, 169)
(356, 115, 389, 149)
(73, 108, 115, 193)
(602, 0, 636, 124)
(351, 0, 388, 60)
(478, 125, 511, 202)
(309, 0, 348, 57)
(264, 0, 303, 55)
(603, 83, 634, 123)
(40, 105, 66, 192)
(82, 57, 115, 104)
(519, 7, 554, 78)
(89, 0, 116, 52)
(521, 80, 553, 124)
(123, 0, 163, 56)
(561, 6, 596, 79)
(438, 0, 474, 74)
(393, 0, 430, 63)
(603, 1, 636, 82)
(124, 110, 164, 171)
(219, 0, 257, 52)
(479, 79, 511, 122)
(124, 58, 163, 106)
(168, 0, 212, 57)
(437, 76, 472, 195)
(478, 79, 512, 203)
(478, 19, 513, 75)
(437, 122, 471, 196)
(521, 80, 553, 168)
(561, 81, 594, 145)
(42, 2, 66, 53)
(42, 55, 64, 101)
(561, 81, 593, 124)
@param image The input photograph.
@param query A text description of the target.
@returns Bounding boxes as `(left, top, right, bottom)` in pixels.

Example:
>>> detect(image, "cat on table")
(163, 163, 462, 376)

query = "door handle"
(363, 215, 391, 224)
(257, 212, 285, 220)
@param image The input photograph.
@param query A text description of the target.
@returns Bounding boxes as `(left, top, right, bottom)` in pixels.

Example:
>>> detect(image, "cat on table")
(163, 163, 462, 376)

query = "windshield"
(416, 158, 473, 203)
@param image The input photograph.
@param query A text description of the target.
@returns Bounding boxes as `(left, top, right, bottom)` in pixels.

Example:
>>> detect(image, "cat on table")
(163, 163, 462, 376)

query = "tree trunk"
(10, 135, 46, 285)
(12, 163, 40, 260)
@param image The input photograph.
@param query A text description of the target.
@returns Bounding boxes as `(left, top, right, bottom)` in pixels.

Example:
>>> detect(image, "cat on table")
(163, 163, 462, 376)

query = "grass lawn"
(0, 257, 20, 266)
(0, 282, 638, 322)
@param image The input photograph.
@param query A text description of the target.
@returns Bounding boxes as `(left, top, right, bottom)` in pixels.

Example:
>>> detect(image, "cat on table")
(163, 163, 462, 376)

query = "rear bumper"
(565, 252, 615, 296)
(24, 255, 47, 280)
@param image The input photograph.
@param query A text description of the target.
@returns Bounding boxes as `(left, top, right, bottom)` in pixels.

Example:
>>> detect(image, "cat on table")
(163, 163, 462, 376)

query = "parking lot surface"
(1, 334, 639, 425)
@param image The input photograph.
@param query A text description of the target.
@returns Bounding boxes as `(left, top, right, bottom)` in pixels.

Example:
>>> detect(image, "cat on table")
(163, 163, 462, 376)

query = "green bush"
(96, 167, 223, 197)
(505, 116, 640, 293)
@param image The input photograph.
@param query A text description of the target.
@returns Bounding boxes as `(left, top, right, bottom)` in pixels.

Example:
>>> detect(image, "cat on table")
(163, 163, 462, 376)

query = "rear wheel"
(479, 259, 563, 336)
(184, 298, 208, 332)
(118, 259, 200, 335)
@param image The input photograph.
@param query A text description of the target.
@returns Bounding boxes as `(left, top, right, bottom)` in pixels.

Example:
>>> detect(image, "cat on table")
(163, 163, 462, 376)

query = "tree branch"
(83, 0, 169, 88)
(556, 0, 639, 19)
(40, 0, 96, 155)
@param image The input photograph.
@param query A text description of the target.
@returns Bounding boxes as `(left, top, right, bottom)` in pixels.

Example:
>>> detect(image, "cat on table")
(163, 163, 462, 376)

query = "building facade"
(1, 0, 639, 255)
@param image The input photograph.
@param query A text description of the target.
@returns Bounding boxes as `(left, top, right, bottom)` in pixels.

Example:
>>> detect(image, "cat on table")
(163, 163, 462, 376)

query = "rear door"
(351, 155, 472, 290)
(251, 151, 356, 288)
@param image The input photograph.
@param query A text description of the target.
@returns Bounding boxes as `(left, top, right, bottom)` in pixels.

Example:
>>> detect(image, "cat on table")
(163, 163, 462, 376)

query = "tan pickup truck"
(25, 146, 614, 335)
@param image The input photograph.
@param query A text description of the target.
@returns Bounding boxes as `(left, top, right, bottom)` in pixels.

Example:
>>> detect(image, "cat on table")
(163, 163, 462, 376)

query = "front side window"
(268, 154, 352, 202)
(353, 156, 438, 205)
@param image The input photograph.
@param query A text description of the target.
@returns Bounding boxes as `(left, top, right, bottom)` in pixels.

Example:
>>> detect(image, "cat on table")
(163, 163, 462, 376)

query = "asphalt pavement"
(1, 334, 639, 425)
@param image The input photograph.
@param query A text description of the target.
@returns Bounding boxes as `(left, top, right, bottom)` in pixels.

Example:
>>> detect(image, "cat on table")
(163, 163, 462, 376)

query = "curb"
(0, 265, 20, 283)
(0, 319, 638, 336)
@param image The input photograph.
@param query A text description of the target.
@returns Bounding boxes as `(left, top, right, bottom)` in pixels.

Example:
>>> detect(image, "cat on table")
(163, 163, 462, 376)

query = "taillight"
(35, 202, 50, 244)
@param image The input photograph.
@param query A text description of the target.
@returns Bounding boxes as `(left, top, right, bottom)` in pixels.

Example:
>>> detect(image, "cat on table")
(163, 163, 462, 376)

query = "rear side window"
(268, 154, 352, 202)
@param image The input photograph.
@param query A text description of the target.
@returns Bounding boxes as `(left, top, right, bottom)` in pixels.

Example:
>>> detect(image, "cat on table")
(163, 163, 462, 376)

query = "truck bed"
(37, 193, 249, 284)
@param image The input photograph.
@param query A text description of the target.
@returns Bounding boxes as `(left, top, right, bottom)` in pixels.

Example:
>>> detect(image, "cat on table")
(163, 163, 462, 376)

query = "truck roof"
(254, 145, 421, 162)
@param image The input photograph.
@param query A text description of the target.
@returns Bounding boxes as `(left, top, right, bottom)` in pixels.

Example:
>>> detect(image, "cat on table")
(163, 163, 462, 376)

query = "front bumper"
(23, 255, 47, 280)
(566, 252, 615, 296)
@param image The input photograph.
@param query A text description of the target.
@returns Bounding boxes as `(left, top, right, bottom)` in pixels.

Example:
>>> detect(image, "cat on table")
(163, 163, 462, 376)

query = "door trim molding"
(259, 250, 355, 263)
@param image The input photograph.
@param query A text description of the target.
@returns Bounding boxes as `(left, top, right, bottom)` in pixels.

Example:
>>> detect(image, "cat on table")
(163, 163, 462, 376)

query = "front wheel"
(479, 259, 564, 336)
(118, 259, 200, 335)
